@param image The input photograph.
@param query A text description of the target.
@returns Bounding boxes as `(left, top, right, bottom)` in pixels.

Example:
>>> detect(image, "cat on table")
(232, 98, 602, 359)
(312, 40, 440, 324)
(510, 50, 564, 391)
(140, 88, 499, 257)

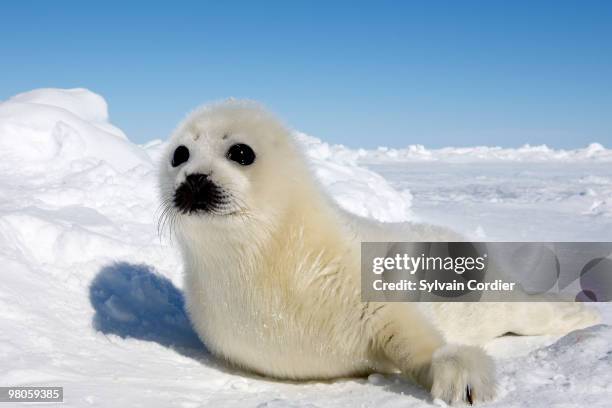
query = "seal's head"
(158, 100, 312, 232)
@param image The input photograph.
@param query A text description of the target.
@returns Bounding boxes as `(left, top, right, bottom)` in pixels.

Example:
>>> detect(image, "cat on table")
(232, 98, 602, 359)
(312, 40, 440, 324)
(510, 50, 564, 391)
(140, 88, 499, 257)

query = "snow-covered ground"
(0, 88, 610, 407)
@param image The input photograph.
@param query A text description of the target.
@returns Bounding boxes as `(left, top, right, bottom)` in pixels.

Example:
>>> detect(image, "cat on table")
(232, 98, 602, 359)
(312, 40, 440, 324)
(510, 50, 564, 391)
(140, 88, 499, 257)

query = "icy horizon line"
(3, 87, 610, 162)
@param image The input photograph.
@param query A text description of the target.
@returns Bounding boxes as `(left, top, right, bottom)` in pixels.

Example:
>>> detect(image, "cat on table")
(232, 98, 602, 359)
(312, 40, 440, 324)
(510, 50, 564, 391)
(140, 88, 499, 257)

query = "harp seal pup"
(158, 100, 599, 405)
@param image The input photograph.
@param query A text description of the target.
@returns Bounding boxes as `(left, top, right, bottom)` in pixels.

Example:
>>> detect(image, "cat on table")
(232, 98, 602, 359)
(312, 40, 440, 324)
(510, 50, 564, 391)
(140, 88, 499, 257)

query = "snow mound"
(9, 88, 111, 124)
(0, 88, 150, 173)
(492, 325, 612, 407)
(295, 132, 412, 222)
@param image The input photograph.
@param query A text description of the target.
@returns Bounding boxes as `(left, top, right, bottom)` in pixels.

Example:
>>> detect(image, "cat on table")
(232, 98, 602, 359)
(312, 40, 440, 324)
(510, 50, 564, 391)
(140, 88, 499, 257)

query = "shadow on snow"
(89, 262, 207, 359)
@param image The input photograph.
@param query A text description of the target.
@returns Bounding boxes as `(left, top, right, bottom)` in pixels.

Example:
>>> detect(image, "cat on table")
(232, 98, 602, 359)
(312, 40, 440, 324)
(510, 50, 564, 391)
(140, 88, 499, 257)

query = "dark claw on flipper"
(466, 385, 473, 405)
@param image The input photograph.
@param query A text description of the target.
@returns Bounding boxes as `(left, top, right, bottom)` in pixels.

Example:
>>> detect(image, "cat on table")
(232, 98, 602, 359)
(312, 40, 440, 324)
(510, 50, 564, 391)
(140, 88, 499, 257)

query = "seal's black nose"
(185, 173, 209, 190)
(174, 173, 223, 214)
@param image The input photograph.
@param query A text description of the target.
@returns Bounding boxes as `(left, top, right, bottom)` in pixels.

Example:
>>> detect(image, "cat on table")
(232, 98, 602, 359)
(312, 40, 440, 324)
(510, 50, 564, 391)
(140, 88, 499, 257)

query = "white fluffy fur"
(159, 100, 599, 405)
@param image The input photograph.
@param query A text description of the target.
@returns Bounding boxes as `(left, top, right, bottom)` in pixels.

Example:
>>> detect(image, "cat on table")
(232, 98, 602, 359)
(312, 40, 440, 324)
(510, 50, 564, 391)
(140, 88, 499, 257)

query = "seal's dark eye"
(172, 145, 189, 167)
(226, 143, 255, 166)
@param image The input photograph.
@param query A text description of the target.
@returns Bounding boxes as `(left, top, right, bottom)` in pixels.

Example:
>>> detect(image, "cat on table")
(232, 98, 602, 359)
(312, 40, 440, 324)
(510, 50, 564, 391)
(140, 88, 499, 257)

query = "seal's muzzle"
(174, 173, 226, 214)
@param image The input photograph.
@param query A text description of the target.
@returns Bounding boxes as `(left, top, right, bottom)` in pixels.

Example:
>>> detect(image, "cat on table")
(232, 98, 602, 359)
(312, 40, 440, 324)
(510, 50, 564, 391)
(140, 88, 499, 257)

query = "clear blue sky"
(1, 1, 610, 148)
